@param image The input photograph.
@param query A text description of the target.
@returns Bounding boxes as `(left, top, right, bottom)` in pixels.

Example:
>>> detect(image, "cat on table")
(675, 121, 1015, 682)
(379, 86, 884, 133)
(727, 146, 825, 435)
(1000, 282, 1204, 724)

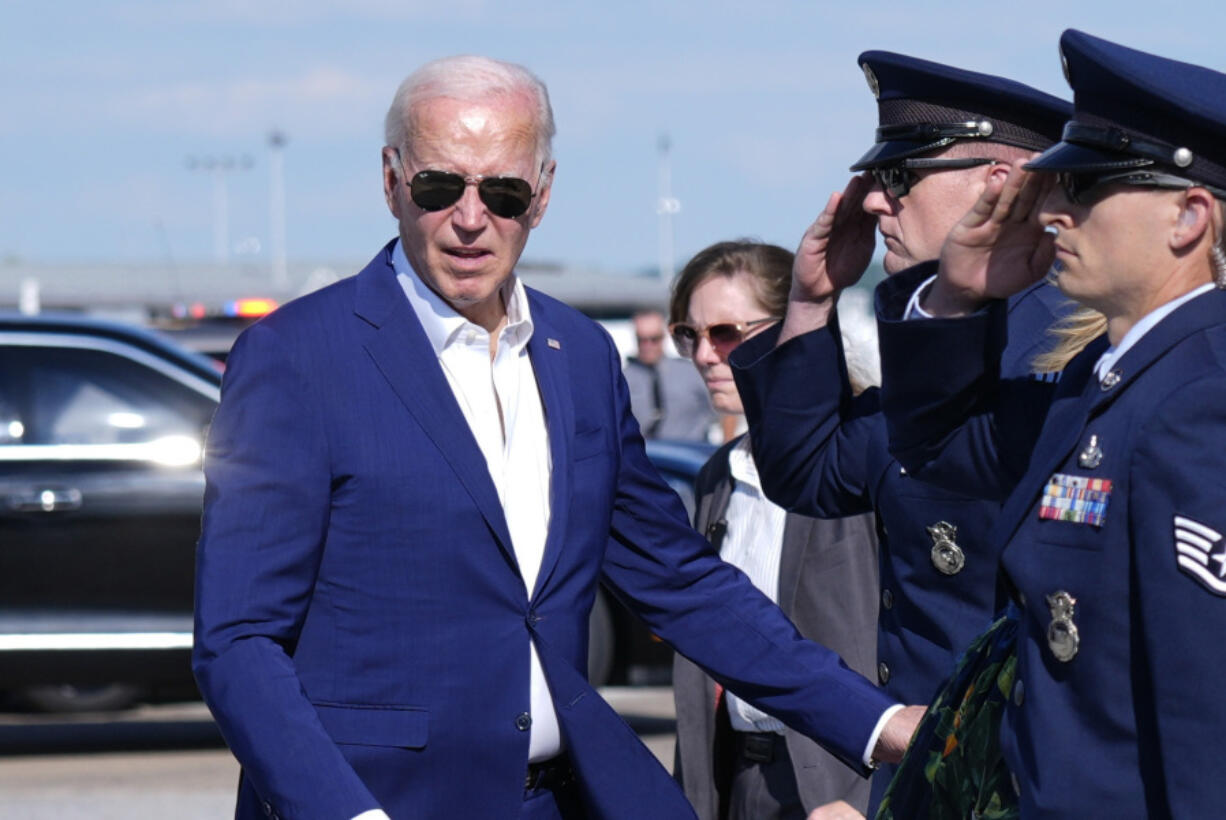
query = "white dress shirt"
(720, 438, 789, 734)
(720, 438, 900, 764)
(1092, 282, 1214, 383)
(393, 241, 561, 763)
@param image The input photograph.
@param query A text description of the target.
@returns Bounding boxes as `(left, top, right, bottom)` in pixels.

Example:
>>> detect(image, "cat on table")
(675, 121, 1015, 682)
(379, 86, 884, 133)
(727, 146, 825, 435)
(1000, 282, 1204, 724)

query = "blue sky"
(3, 1, 1224, 275)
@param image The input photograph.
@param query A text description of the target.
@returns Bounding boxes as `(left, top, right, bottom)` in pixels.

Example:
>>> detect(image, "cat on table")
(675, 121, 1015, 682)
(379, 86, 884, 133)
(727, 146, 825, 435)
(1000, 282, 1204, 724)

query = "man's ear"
(382, 147, 402, 217)
(528, 160, 557, 229)
(987, 158, 1015, 184)
(1171, 187, 1215, 251)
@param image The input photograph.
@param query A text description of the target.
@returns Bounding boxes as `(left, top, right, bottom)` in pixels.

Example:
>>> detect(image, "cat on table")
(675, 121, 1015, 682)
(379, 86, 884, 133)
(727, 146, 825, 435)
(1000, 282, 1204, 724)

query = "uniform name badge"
(1039, 473, 1112, 527)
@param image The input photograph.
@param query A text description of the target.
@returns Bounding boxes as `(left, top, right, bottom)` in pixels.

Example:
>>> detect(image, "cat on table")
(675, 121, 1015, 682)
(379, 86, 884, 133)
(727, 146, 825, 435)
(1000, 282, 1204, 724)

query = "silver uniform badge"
(1046, 590, 1080, 662)
(1078, 434, 1103, 469)
(928, 521, 965, 576)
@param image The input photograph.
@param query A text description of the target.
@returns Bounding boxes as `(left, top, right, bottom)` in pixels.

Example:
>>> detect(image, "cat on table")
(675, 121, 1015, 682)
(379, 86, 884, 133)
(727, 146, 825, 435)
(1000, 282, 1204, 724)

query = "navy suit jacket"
(192, 243, 896, 820)
(876, 279, 1226, 818)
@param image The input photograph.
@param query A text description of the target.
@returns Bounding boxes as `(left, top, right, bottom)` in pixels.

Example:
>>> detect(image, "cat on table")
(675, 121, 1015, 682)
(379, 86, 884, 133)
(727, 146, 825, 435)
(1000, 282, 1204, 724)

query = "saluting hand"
(779, 174, 877, 344)
(924, 164, 1055, 317)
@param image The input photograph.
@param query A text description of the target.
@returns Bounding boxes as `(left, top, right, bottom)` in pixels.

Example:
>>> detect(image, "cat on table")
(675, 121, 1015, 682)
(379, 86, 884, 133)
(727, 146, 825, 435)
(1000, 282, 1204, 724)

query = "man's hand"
(923, 165, 1055, 317)
(808, 799, 865, 820)
(871, 704, 925, 764)
(779, 174, 877, 344)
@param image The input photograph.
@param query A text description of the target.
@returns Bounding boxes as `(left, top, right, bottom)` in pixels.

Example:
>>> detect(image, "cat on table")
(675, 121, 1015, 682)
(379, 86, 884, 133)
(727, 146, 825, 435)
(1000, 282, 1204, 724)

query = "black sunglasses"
(668, 317, 779, 359)
(870, 157, 998, 198)
(1056, 169, 1226, 205)
(395, 150, 542, 219)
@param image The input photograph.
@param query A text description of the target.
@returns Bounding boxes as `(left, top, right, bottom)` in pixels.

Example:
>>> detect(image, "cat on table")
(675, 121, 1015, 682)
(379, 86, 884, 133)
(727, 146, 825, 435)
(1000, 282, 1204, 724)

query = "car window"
(1, 345, 214, 447)
(0, 367, 23, 444)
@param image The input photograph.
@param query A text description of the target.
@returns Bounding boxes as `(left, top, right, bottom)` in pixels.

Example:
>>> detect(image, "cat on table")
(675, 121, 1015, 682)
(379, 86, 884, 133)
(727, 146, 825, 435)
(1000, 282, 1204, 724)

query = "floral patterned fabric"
(875, 607, 1020, 820)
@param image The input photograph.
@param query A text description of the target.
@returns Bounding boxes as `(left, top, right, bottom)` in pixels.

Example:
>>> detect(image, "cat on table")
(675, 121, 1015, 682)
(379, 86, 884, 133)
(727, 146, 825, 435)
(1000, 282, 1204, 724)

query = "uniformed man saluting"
(728, 52, 1071, 811)
(876, 29, 1226, 818)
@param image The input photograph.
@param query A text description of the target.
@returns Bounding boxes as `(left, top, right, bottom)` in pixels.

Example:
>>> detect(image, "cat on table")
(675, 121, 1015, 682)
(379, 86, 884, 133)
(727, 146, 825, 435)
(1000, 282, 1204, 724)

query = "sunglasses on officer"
(668, 317, 780, 359)
(393, 149, 544, 219)
(870, 157, 998, 198)
(1055, 169, 1226, 205)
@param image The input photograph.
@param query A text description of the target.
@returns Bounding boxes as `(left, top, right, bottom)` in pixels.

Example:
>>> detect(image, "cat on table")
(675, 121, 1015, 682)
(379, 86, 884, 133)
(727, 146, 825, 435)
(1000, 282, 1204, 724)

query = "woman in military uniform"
(873, 29, 1226, 819)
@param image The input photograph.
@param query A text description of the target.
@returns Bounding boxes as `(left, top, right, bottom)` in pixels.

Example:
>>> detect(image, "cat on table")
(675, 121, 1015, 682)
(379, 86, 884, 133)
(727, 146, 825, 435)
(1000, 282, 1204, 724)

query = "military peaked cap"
(1026, 29, 1226, 194)
(851, 50, 1071, 171)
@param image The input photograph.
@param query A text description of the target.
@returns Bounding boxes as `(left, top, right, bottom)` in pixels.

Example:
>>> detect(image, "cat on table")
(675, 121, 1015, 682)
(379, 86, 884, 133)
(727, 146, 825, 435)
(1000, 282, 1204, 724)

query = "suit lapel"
(701, 438, 805, 614)
(777, 515, 812, 617)
(524, 292, 575, 599)
(1086, 286, 1226, 416)
(353, 249, 515, 562)
(702, 451, 734, 544)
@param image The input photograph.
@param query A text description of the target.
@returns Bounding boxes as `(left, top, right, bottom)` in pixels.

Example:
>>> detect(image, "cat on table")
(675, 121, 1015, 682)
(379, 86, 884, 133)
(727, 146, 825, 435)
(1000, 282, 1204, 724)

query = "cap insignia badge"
(862, 63, 880, 99)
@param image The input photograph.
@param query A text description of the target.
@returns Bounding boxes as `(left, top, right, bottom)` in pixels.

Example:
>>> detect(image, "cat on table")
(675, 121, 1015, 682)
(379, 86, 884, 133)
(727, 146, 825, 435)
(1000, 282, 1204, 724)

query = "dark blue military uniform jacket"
(730, 274, 1068, 711)
(876, 274, 1226, 818)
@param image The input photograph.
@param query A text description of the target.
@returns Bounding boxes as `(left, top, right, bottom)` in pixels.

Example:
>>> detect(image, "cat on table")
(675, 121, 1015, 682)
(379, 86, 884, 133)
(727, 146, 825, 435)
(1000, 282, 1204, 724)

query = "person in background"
(624, 308, 718, 441)
(671, 241, 880, 820)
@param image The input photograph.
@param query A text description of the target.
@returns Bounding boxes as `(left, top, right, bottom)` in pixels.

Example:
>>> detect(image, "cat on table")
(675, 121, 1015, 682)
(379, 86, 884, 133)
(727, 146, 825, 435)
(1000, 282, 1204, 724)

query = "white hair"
(384, 55, 556, 170)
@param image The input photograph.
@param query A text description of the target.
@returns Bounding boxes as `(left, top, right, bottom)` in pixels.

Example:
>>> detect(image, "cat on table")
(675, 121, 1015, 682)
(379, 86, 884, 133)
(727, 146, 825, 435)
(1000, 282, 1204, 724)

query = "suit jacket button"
(881, 589, 894, 610)
(515, 712, 533, 731)
(526, 610, 540, 627)
(261, 801, 273, 817)
(877, 662, 891, 685)
(1013, 679, 1025, 706)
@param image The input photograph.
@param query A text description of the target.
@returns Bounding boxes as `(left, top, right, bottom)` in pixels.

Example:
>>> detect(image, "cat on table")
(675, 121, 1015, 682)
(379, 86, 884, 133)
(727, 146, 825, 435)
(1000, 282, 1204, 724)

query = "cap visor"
(849, 139, 946, 171)
(1024, 141, 1147, 173)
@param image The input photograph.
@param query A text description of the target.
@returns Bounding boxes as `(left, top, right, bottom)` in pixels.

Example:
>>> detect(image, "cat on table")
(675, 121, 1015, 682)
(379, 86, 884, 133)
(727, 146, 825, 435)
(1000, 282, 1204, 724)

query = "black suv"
(0, 314, 711, 710)
(0, 314, 220, 711)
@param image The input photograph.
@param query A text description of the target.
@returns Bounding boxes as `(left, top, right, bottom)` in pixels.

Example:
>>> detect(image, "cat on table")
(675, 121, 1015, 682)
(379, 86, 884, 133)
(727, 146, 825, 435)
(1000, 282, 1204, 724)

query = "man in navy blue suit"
(192, 55, 920, 820)
(727, 53, 1071, 811)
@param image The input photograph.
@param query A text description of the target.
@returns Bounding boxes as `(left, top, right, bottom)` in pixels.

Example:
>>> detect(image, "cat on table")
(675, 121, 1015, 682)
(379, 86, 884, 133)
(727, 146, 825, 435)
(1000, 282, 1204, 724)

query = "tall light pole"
(186, 154, 253, 266)
(656, 133, 681, 280)
(268, 130, 289, 287)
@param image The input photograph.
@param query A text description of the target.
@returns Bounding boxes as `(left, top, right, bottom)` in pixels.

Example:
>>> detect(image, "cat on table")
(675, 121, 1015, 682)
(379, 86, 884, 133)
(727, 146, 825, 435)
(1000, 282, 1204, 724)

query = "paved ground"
(0, 687, 677, 819)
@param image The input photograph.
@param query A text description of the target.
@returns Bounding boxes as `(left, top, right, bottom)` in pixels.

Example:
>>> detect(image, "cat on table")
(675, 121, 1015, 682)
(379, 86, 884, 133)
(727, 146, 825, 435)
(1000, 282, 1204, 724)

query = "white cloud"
(106, 66, 384, 138)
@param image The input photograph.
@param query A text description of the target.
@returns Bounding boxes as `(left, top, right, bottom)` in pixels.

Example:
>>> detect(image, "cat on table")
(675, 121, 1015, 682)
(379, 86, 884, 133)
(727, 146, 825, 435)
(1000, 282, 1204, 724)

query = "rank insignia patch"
(1039, 473, 1112, 527)
(1174, 515, 1226, 596)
